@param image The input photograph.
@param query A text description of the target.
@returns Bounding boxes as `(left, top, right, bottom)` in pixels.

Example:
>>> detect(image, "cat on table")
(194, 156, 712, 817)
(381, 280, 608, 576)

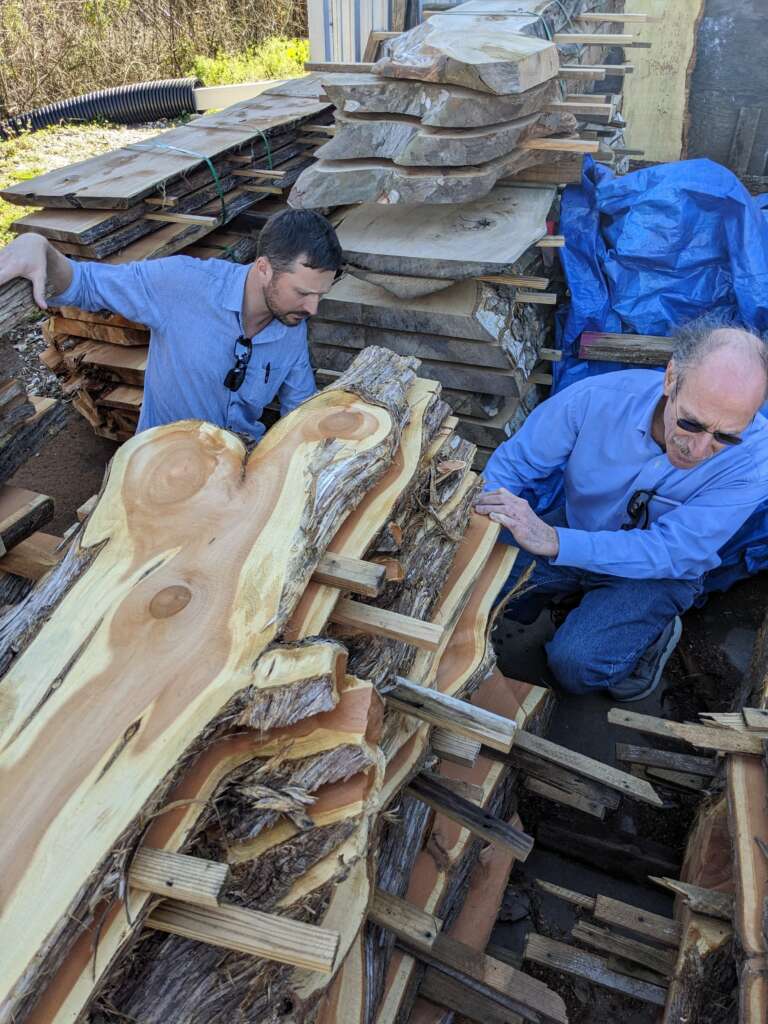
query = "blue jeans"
(499, 510, 703, 695)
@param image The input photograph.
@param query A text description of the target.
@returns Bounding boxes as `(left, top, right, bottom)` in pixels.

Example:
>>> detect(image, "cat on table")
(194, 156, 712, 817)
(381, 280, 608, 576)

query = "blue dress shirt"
(484, 369, 768, 580)
(51, 256, 317, 440)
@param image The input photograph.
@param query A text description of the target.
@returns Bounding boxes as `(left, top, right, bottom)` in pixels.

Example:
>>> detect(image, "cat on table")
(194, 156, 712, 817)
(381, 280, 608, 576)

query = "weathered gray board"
(454, 385, 543, 447)
(372, 10, 560, 94)
(289, 145, 544, 207)
(321, 74, 561, 129)
(687, 0, 768, 177)
(336, 186, 554, 280)
(311, 341, 527, 396)
(1, 95, 331, 209)
(315, 110, 573, 166)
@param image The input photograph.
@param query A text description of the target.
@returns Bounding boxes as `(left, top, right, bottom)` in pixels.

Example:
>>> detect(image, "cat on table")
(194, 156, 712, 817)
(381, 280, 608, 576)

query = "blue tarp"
(544, 158, 768, 593)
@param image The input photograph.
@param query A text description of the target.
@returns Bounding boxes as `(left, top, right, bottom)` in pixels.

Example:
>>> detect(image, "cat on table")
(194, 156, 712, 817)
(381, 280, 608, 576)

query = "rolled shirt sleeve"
(49, 259, 169, 332)
(554, 480, 766, 580)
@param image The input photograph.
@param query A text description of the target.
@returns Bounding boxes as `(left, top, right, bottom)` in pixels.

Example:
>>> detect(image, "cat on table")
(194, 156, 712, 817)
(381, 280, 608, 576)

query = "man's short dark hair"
(257, 209, 342, 275)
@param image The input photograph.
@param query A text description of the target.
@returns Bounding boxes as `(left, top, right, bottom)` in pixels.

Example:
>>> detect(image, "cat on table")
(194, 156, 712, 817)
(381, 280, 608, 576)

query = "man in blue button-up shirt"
(475, 322, 768, 702)
(0, 209, 341, 441)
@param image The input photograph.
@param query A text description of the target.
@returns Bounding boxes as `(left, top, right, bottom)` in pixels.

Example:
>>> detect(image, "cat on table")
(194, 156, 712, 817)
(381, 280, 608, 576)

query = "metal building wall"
(307, 0, 393, 62)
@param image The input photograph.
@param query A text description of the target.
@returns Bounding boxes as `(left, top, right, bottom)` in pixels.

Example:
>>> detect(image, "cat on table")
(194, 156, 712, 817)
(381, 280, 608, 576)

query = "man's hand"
(474, 488, 560, 558)
(0, 233, 71, 308)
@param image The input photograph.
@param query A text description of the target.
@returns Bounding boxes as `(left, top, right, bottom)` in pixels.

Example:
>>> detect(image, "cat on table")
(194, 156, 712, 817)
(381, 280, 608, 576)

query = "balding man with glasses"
(474, 321, 768, 702)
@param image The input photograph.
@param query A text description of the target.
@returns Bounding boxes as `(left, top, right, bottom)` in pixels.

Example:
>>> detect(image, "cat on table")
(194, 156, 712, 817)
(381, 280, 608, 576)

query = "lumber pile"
(0, 345, 571, 1024)
(290, 0, 637, 208)
(0, 81, 335, 336)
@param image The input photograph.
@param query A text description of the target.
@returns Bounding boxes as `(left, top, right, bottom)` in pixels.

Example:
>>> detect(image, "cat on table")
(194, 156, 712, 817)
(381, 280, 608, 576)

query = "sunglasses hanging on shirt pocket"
(224, 335, 253, 392)
(622, 489, 656, 530)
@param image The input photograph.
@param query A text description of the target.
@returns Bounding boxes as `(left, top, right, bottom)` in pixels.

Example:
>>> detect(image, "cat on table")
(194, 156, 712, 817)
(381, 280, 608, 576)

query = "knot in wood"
(149, 584, 193, 619)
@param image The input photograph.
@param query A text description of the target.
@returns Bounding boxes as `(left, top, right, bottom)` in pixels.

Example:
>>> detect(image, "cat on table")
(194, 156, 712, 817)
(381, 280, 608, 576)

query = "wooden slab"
(728, 754, 768, 955)
(0, 485, 54, 554)
(373, 13, 559, 95)
(608, 709, 767, 755)
(336, 186, 554, 280)
(321, 74, 560, 129)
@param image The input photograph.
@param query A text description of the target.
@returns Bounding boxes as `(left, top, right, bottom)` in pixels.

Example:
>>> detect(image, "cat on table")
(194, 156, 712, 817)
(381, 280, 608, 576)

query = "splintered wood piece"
(571, 921, 676, 978)
(608, 709, 767, 755)
(615, 743, 718, 777)
(524, 933, 667, 1006)
(0, 531, 63, 580)
(512, 729, 664, 806)
(76, 494, 99, 522)
(524, 776, 606, 819)
(406, 772, 533, 860)
(594, 894, 681, 948)
(313, 552, 386, 598)
(432, 727, 481, 767)
(369, 889, 443, 949)
(129, 848, 230, 908)
(372, 891, 567, 1024)
(330, 597, 444, 650)
(502, 744, 620, 811)
(648, 877, 733, 922)
(579, 331, 672, 365)
(147, 900, 339, 972)
(419, 769, 484, 804)
(387, 675, 516, 752)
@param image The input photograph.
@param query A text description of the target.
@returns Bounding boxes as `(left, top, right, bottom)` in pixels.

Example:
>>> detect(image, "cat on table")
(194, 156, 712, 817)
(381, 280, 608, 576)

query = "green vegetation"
(189, 37, 309, 85)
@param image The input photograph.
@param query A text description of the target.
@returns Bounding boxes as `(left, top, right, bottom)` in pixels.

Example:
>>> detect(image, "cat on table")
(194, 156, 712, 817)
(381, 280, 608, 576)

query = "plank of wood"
(500, 744, 620, 811)
(641, 765, 709, 792)
(330, 597, 444, 650)
(573, 12, 662, 22)
(305, 61, 375, 73)
(553, 32, 643, 45)
(571, 921, 676, 978)
(512, 729, 663, 806)
(523, 776, 606, 819)
(387, 675, 516, 752)
(369, 890, 443, 949)
(0, 485, 54, 555)
(537, 819, 681, 885)
(615, 742, 718, 777)
(129, 848, 230, 908)
(558, 66, 606, 80)
(406, 772, 533, 860)
(97, 385, 144, 412)
(0, 395, 68, 486)
(0, 531, 63, 580)
(579, 330, 673, 365)
(312, 552, 386, 598)
(147, 900, 339, 972)
(621, 0, 705, 162)
(419, 769, 484, 804)
(595, 894, 681, 947)
(743, 708, 768, 732)
(431, 727, 481, 767)
(371, 892, 567, 1024)
(524, 933, 667, 1006)
(608, 708, 767, 755)
(728, 753, 768, 956)
(535, 879, 596, 911)
(521, 137, 600, 154)
(76, 495, 98, 522)
(649, 877, 733, 921)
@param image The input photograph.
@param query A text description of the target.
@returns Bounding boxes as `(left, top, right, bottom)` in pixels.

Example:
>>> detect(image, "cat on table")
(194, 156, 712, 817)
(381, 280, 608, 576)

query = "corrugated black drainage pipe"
(0, 78, 201, 140)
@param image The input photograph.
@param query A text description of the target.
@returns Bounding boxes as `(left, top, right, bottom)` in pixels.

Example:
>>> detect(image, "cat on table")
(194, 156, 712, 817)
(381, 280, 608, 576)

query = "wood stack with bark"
(0, 82, 335, 337)
(0, 346, 569, 1024)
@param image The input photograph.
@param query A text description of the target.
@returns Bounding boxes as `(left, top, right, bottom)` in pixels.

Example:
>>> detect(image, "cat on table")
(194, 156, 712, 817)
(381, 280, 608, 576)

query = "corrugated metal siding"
(308, 0, 392, 61)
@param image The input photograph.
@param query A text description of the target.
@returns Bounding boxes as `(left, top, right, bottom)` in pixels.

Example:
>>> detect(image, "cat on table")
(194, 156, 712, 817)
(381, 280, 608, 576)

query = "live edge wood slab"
(0, 346, 417, 1024)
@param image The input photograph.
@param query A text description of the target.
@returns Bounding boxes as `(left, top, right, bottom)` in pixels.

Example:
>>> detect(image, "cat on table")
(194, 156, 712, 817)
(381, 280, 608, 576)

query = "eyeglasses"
(224, 335, 253, 392)
(672, 390, 744, 446)
(622, 489, 655, 530)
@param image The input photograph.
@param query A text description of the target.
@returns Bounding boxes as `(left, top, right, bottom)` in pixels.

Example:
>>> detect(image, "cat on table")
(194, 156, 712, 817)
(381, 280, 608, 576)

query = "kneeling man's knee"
(545, 632, 597, 695)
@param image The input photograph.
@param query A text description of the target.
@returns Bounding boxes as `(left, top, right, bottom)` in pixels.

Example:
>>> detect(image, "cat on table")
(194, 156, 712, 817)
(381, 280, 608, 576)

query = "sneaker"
(607, 616, 682, 703)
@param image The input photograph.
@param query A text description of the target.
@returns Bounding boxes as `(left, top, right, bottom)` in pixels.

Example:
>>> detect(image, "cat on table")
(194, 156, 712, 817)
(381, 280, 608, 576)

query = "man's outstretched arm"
(0, 233, 73, 307)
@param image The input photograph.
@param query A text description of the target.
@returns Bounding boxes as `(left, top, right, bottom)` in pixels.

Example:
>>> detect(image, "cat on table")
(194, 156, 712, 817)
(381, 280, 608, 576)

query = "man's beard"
(264, 284, 307, 326)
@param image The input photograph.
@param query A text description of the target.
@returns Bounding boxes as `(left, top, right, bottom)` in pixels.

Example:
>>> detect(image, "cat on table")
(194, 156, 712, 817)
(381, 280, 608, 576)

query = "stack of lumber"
(0, 346, 546, 1023)
(0, 344, 666, 1024)
(0, 82, 335, 337)
(606, 692, 768, 1024)
(309, 183, 559, 469)
(36, 220, 266, 442)
(290, 0, 644, 208)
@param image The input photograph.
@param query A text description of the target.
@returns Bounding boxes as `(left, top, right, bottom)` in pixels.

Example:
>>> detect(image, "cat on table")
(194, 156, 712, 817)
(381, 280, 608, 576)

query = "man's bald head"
(659, 321, 768, 470)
